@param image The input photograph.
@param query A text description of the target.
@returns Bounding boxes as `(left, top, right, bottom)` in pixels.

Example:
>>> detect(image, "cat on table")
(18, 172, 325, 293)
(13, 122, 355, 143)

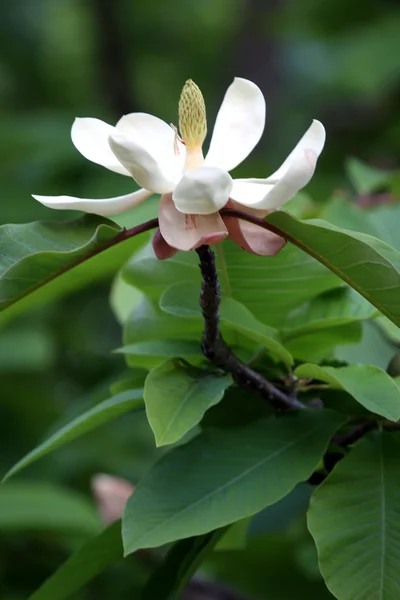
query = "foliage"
(1, 1, 400, 599)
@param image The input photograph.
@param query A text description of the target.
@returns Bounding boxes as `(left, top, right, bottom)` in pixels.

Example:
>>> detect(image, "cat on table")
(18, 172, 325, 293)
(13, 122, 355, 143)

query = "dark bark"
(196, 245, 305, 411)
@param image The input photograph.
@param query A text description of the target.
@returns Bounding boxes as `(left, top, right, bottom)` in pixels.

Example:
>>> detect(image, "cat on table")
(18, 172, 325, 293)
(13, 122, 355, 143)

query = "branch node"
(195, 245, 306, 411)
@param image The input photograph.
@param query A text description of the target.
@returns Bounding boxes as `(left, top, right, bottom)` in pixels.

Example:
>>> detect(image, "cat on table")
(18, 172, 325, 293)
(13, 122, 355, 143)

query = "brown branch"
(196, 245, 306, 411)
(220, 207, 285, 237)
(333, 421, 376, 447)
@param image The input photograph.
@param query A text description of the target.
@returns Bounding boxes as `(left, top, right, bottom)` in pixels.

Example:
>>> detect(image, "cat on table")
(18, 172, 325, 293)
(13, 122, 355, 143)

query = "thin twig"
(195, 245, 305, 411)
(220, 207, 284, 237)
(333, 421, 377, 447)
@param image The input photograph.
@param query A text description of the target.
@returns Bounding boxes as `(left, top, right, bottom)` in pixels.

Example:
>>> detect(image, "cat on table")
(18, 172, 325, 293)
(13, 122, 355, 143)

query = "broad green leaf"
(110, 273, 143, 325)
(124, 296, 202, 345)
(117, 340, 204, 360)
(28, 521, 134, 600)
(285, 323, 362, 363)
(123, 242, 199, 296)
(346, 157, 392, 195)
(320, 196, 378, 237)
(295, 363, 400, 420)
(215, 517, 251, 551)
(123, 239, 340, 327)
(109, 371, 148, 395)
(0, 214, 147, 324)
(321, 197, 400, 251)
(3, 389, 144, 482)
(281, 287, 377, 340)
(378, 315, 400, 344)
(160, 285, 294, 367)
(266, 211, 400, 327)
(308, 433, 400, 600)
(144, 359, 232, 446)
(335, 321, 398, 370)
(142, 528, 226, 600)
(206, 531, 334, 600)
(123, 410, 344, 554)
(0, 483, 100, 534)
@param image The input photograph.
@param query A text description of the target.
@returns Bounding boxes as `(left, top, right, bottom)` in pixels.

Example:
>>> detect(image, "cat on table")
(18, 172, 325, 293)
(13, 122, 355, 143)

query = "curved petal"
(205, 78, 266, 172)
(116, 113, 186, 178)
(158, 193, 228, 251)
(230, 179, 275, 206)
(231, 134, 324, 210)
(109, 134, 177, 194)
(268, 119, 325, 180)
(71, 118, 130, 176)
(223, 200, 285, 256)
(91, 474, 134, 524)
(32, 188, 152, 216)
(152, 229, 179, 260)
(172, 167, 233, 215)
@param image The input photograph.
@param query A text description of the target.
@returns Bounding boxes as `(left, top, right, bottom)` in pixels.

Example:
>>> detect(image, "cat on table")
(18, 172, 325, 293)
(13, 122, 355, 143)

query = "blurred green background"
(0, 0, 399, 598)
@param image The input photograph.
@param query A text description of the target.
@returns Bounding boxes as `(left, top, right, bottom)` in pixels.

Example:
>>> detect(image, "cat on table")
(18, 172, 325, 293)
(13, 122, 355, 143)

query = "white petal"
(32, 188, 152, 216)
(223, 201, 285, 256)
(116, 112, 186, 178)
(231, 147, 321, 210)
(268, 119, 326, 180)
(205, 78, 266, 172)
(172, 167, 233, 215)
(71, 118, 130, 176)
(231, 179, 275, 206)
(109, 134, 177, 194)
(159, 193, 228, 251)
(230, 119, 326, 210)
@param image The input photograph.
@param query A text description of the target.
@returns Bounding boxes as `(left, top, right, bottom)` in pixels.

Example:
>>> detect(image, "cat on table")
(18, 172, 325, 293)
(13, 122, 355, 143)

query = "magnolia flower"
(91, 473, 134, 525)
(33, 78, 325, 258)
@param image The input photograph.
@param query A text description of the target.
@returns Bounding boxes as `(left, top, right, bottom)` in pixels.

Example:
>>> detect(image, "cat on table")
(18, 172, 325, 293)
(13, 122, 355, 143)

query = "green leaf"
(281, 287, 377, 340)
(215, 517, 251, 551)
(142, 528, 227, 600)
(0, 483, 100, 534)
(0, 214, 146, 323)
(206, 531, 334, 600)
(110, 273, 143, 325)
(285, 323, 362, 363)
(335, 321, 398, 370)
(266, 211, 400, 327)
(321, 197, 400, 251)
(28, 521, 128, 600)
(346, 157, 392, 195)
(160, 285, 294, 367)
(116, 340, 204, 360)
(3, 389, 144, 482)
(295, 363, 400, 420)
(308, 432, 400, 600)
(378, 315, 400, 345)
(124, 296, 202, 345)
(123, 410, 344, 554)
(144, 359, 232, 446)
(320, 196, 378, 237)
(123, 239, 340, 328)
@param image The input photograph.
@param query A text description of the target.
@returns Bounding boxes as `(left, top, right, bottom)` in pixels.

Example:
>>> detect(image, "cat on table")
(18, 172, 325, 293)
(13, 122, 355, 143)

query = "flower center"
(178, 79, 206, 171)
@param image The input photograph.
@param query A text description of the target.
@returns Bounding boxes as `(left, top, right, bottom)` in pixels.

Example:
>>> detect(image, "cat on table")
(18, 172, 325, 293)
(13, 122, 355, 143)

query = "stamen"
(170, 123, 184, 156)
(185, 214, 197, 230)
